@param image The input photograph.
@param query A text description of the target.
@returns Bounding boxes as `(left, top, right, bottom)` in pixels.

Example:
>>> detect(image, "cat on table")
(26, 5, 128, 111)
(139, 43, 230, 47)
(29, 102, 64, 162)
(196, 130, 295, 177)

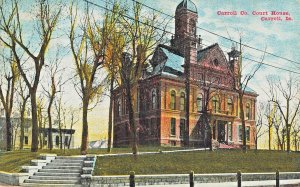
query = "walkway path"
(139, 179, 300, 187)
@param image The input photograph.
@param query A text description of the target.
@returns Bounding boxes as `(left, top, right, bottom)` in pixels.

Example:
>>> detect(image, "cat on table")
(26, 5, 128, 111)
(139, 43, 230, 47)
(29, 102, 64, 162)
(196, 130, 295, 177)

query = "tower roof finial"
(176, 0, 198, 13)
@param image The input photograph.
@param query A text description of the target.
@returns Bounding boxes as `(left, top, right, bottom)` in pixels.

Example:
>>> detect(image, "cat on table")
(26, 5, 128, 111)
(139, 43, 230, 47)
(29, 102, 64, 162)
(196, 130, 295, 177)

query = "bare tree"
(54, 94, 65, 150)
(235, 38, 265, 151)
(0, 53, 18, 151)
(117, 2, 168, 154)
(16, 80, 30, 150)
(264, 102, 277, 150)
(67, 107, 79, 149)
(37, 97, 46, 149)
(103, 2, 125, 153)
(42, 50, 67, 150)
(292, 122, 300, 151)
(254, 102, 267, 150)
(0, 0, 61, 152)
(267, 75, 300, 152)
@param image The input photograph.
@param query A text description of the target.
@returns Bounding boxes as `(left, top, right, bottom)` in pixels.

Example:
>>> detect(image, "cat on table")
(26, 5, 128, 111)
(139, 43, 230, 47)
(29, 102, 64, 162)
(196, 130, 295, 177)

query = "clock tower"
(173, 0, 198, 64)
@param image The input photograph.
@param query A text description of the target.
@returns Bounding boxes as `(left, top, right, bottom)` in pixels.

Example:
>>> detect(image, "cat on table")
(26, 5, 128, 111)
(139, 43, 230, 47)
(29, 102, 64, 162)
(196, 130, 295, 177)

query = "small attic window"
(213, 59, 219, 66)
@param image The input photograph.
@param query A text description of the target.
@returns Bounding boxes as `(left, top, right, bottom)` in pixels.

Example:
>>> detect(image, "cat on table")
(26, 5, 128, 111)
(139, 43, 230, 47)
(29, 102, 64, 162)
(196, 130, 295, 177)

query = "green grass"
(94, 150, 300, 175)
(0, 146, 183, 173)
(0, 151, 39, 173)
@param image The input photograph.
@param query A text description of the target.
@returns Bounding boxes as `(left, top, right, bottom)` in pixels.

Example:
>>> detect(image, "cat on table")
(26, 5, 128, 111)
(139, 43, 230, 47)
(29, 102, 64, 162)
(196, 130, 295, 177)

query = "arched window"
(55, 136, 59, 146)
(180, 92, 185, 111)
(212, 96, 219, 113)
(189, 19, 196, 36)
(197, 95, 203, 112)
(170, 90, 176, 110)
(227, 97, 233, 114)
(152, 89, 157, 109)
(246, 103, 251, 120)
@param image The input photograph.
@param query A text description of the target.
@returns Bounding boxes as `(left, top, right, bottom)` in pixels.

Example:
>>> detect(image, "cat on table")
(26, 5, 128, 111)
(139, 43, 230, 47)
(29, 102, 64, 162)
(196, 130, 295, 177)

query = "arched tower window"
(180, 92, 185, 111)
(170, 90, 176, 110)
(189, 19, 196, 36)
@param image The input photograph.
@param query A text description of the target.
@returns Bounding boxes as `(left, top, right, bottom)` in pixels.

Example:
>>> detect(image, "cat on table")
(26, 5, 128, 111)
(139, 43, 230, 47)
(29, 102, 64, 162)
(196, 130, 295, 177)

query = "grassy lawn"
(95, 150, 300, 175)
(0, 146, 183, 173)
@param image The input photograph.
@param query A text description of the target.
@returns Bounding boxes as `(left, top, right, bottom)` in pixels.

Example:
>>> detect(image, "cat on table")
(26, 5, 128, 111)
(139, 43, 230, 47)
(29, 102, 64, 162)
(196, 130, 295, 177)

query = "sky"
(2, 0, 300, 148)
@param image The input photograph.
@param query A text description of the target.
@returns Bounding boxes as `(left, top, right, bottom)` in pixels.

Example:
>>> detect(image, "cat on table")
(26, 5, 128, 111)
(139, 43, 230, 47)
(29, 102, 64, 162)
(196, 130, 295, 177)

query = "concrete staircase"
(21, 156, 85, 187)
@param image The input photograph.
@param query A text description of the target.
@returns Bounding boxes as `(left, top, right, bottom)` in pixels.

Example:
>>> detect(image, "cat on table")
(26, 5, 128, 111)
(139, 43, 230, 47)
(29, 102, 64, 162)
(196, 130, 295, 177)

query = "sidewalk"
(139, 179, 300, 187)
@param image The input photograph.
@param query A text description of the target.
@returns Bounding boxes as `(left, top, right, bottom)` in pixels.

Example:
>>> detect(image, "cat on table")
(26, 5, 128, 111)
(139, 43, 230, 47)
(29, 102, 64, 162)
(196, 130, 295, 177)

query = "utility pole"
(238, 37, 247, 151)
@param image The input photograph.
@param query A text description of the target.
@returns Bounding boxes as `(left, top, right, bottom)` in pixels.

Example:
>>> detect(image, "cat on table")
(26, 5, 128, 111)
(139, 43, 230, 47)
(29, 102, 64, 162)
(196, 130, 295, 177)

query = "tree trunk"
(5, 115, 12, 151)
(269, 125, 272, 150)
(20, 109, 25, 150)
(47, 98, 54, 150)
(59, 127, 63, 150)
(255, 136, 258, 150)
(13, 125, 18, 150)
(81, 97, 89, 154)
(286, 125, 290, 152)
(239, 91, 246, 151)
(30, 91, 39, 152)
(68, 120, 74, 149)
(107, 76, 114, 153)
(125, 83, 138, 155)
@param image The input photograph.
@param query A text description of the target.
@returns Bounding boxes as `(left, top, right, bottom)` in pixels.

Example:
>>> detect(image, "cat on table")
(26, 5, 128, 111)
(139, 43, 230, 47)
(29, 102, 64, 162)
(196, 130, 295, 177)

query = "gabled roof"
(151, 45, 184, 77)
(197, 43, 218, 62)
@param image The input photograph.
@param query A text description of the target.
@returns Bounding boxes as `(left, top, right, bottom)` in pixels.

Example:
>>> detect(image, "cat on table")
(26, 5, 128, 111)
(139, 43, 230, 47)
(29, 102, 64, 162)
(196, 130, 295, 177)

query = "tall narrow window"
(180, 92, 185, 111)
(180, 119, 186, 138)
(152, 89, 157, 109)
(117, 99, 121, 117)
(227, 123, 232, 141)
(24, 136, 28, 145)
(170, 90, 176, 110)
(212, 96, 219, 113)
(246, 126, 250, 142)
(238, 125, 243, 141)
(170, 118, 176, 136)
(246, 103, 251, 120)
(227, 97, 233, 114)
(65, 136, 69, 146)
(56, 136, 59, 146)
(197, 95, 203, 112)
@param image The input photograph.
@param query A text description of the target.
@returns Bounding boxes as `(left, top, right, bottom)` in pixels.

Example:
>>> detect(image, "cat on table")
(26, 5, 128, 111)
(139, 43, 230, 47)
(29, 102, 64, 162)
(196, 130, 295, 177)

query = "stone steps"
(34, 172, 81, 177)
(29, 175, 80, 180)
(38, 168, 82, 173)
(24, 179, 80, 184)
(21, 155, 93, 186)
(43, 165, 82, 169)
(52, 159, 84, 163)
(55, 156, 85, 160)
(49, 162, 83, 166)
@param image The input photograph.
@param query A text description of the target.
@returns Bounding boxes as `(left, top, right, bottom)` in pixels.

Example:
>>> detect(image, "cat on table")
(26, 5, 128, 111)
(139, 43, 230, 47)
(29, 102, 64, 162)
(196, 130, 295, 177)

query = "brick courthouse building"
(113, 0, 258, 148)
